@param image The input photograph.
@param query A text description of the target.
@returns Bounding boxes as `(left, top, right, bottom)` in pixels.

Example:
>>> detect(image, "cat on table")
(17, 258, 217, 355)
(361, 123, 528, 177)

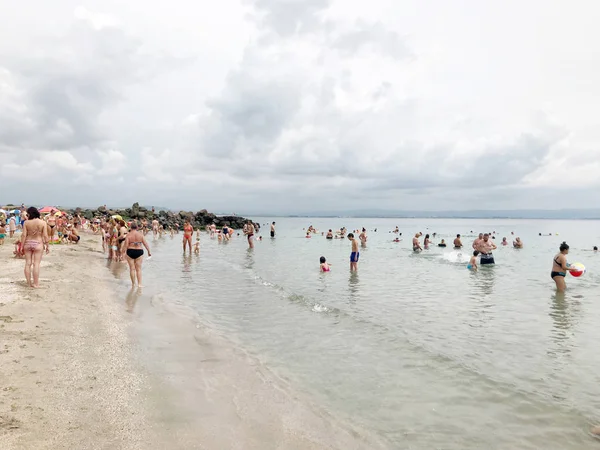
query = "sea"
(107, 218, 600, 449)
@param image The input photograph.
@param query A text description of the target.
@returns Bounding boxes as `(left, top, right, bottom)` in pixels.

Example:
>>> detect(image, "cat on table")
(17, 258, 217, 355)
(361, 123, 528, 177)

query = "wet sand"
(1, 234, 386, 449)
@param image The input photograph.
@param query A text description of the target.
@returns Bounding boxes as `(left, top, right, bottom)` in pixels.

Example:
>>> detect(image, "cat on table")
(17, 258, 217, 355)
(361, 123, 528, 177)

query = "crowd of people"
(4, 205, 589, 296)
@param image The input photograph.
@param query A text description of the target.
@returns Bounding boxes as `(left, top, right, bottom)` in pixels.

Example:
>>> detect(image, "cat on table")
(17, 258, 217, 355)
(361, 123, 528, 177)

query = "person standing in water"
(244, 220, 255, 249)
(182, 219, 193, 253)
(348, 233, 359, 271)
(513, 237, 523, 248)
(412, 233, 422, 252)
(467, 251, 480, 271)
(551, 241, 578, 293)
(472, 233, 483, 250)
(20, 207, 49, 288)
(477, 233, 497, 265)
(359, 228, 367, 247)
(122, 221, 151, 287)
(453, 234, 463, 249)
(270, 222, 276, 238)
(424, 234, 432, 250)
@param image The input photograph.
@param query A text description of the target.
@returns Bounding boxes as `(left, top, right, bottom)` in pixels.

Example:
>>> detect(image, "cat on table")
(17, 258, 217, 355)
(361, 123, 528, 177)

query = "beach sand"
(1, 234, 386, 450)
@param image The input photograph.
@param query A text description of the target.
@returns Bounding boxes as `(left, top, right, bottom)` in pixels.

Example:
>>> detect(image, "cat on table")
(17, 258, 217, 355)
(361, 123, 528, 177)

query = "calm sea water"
(116, 218, 600, 449)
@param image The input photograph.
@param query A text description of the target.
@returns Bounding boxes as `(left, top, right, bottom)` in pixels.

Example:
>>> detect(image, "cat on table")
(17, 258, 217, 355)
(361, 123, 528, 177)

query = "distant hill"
(253, 209, 600, 220)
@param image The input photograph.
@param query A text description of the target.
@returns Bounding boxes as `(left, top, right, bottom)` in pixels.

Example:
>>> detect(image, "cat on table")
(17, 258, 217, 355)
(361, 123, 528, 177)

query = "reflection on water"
(348, 272, 359, 304)
(125, 287, 141, 313)
(473, 265, 496, 297)
(181, 254, 193, 278)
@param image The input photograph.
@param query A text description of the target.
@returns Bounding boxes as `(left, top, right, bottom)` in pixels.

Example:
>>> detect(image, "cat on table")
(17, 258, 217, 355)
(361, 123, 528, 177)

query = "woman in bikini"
(47, 210, 57, 243)
(551, 242, 578, 293)
(20, 207, 49, 288)
(183, 219, 193, 253)
(244, 220, 255, 249)
(122, 221, 151, 287)
(117, 219, 128, 261)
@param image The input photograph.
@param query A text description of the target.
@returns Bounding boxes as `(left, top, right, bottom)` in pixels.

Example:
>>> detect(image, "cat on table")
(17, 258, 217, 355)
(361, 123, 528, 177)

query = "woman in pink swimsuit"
(20, 207, 49, 288)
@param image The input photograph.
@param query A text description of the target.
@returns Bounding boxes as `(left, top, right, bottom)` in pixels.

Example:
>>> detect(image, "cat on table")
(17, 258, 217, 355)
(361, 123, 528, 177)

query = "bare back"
(23, 219, 47, 243)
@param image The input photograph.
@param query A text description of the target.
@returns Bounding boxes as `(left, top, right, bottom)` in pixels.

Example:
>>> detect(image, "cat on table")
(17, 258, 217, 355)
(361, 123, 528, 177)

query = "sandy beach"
(1, 234, 385, 450)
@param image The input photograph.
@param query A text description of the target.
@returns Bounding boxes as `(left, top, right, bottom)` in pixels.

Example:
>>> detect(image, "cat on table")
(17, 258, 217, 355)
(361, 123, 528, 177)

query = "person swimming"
(467, 251, 480, 271)
(326, 229, 333, 239)
(320, 256, 331, 272)
(501, 237, 508, 246)
(438, 239, 446, 248)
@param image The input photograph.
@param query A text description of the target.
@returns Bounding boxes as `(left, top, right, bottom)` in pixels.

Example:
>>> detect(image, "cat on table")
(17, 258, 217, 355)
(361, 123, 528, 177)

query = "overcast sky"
(1, 0, 598, 213)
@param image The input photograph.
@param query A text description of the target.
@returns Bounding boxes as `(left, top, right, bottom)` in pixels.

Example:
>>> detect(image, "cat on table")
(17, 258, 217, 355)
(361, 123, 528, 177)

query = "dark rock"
(62, 202, 252, 231)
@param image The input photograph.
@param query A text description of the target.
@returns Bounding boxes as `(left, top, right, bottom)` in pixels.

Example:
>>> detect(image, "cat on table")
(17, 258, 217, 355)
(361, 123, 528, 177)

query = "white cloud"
(1, 0, 600, 211)
(97, 149, 126, 175)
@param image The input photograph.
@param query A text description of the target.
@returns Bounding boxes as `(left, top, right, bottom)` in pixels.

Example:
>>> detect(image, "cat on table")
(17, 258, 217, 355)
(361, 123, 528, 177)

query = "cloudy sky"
(1, 0, 598, 213)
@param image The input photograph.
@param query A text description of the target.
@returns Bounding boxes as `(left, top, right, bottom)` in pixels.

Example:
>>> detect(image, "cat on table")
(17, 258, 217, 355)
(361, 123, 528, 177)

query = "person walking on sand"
(8, 213, 17, 238)
(47, 210, 57, 242)
(20, 207, 49, 288)
(348, 233, 359, 271)
(122, 221, 151, 287)
(183, 219, 193, 253)
(244, 220, 255, 249)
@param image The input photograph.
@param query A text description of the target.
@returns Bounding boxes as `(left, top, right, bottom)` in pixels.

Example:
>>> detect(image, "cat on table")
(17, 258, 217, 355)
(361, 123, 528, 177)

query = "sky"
(1, 0, 599, 214)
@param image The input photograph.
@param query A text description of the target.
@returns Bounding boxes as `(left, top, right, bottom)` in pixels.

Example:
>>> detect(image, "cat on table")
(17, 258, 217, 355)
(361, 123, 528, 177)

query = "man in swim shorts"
(453, 234, 463, 249)
(472, 233, 483, 250)
(270, 222, 275, 238)
(477, 233, 497, 265)
(348, 233, 359, 271)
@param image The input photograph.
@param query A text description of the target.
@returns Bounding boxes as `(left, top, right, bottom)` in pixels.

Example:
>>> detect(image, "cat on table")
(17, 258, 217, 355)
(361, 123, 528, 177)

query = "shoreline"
(1, 234, 387, 449)
(0, 235, 170, 449)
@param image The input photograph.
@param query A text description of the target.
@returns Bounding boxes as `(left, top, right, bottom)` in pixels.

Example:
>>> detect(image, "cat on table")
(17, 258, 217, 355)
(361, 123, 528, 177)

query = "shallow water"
(113, 218, 600, 449)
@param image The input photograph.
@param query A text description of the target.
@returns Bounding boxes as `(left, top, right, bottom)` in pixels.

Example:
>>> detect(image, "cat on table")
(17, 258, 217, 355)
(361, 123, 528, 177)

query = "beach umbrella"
(39, 206, 57, 214)
(112, 214, 123, 221)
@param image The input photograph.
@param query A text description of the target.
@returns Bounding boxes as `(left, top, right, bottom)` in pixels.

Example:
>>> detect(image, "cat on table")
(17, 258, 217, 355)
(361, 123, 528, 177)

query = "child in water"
(194, 238, 200, 254)
(468, 251, 480, 271)
(348, 233, 359, 271)
(320, 256, 331, 272)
